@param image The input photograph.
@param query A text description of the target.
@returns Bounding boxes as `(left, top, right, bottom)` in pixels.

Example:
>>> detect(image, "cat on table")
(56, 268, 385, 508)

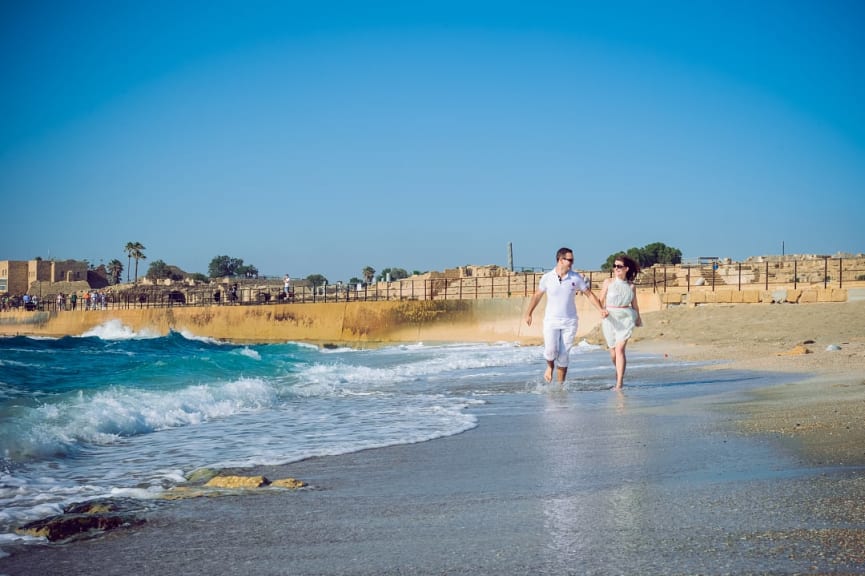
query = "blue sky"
(2, 1, 863, 282)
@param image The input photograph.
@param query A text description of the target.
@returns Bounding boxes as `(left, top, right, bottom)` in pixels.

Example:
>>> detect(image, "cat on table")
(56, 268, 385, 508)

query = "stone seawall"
(2, 289, 849, 345)
(0, 299, 539, 344)
(0, 294, 665, 344)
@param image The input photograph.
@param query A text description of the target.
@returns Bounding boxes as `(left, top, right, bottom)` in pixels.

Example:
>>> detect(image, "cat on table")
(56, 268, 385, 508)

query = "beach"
(623, 300, 865, 468)
(1, 301, 864, 575)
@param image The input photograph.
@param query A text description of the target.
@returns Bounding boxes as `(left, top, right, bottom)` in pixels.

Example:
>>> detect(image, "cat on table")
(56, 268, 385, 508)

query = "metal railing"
(637, 257, 865, 293)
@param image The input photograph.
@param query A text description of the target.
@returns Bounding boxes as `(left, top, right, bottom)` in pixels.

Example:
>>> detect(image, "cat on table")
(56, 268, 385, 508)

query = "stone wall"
(0, 292, 663, 344)
(659, 287, 848, 305)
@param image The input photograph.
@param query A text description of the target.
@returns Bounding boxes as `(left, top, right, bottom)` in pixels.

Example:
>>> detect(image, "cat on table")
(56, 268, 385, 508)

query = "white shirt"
(538, 269, 589, 326)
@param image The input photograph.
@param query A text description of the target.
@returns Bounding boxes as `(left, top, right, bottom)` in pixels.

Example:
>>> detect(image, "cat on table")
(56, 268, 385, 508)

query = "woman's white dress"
(602, 279, 637, 347)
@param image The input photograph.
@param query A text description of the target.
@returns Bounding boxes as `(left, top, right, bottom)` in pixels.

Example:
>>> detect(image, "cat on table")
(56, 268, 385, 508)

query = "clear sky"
(2, 1, 863, 282)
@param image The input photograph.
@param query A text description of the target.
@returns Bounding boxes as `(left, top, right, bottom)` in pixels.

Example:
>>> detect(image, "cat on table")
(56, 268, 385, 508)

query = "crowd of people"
(0, 290, 113, 312)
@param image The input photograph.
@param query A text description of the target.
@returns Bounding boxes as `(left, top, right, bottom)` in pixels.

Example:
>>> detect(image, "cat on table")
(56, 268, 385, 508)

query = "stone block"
(715, 290, 734, 303)
(785, 289, 802, 303)
(799, 290, 817, 303)
(662, 292, 682, 304)
(742, 290, 760, 303)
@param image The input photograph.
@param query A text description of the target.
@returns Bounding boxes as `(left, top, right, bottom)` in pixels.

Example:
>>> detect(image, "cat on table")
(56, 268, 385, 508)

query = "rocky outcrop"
(15, 498, 145, 542)
(16, 473, 308, 543)
(205, 475, 270, 489)
(203, 474, 307, 490)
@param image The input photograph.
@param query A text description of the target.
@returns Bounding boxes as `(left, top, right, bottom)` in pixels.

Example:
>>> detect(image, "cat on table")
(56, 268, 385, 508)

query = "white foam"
(177, 329, 223, 344)
(235, 347, 261, 360)
(1, 377, 279, 460)
(80, 319, 161, 340)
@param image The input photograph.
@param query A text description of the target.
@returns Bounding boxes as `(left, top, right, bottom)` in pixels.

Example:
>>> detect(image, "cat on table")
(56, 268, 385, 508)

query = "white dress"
(602, 279, 637, 348)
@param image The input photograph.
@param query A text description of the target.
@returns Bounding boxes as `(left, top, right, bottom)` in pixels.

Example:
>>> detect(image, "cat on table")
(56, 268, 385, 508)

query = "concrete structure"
(1, 259, 90, 295)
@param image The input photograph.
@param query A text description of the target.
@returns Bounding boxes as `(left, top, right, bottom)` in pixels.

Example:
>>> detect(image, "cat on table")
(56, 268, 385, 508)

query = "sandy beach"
(1, 301, 864, 575)
(623, 300, 865, 468)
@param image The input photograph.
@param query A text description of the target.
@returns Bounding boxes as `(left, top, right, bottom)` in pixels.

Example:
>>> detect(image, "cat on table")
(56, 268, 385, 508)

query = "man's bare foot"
(544, 366, 553, 382)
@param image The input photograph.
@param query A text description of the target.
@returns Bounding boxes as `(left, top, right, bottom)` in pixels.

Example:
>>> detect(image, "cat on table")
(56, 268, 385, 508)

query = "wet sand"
(2, 301, 864, 575)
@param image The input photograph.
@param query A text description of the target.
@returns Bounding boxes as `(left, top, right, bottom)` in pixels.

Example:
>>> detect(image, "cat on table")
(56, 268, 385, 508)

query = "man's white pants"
(543, 319, 578, 367)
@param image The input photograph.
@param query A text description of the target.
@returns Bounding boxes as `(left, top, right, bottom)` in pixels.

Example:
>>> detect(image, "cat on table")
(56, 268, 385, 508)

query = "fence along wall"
(640, 256, 865, 293)
(210, 256, 865, 303)
(3, 256, 861, 316)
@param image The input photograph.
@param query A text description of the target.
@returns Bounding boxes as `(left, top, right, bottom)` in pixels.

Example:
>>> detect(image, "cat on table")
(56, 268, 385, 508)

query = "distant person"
(599, 254, 642, 390)
(283, 274, 292, 295)
(525, 247, 605, 384)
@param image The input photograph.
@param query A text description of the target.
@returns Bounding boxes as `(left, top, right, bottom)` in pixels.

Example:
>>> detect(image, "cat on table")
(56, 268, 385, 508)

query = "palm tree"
(123, 242, 136, 283)
(107, 259, 124, 285)
(362, 266, 375, 285)
(124, 242, 146, 284)
(132, 246, 146, 284)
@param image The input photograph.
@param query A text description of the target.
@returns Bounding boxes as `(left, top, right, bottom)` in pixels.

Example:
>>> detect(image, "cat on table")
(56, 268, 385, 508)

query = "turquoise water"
(0, 319, 737, 553)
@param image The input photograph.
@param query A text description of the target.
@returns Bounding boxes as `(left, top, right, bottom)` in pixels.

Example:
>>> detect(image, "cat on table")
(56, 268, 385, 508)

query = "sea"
(0, 319, 770, 556)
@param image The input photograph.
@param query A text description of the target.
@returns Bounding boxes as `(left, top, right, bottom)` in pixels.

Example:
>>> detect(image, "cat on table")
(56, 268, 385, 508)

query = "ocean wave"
(175, 329, 225, 345)
(0, 377, 279, 462)
(80, 319, 161, 340)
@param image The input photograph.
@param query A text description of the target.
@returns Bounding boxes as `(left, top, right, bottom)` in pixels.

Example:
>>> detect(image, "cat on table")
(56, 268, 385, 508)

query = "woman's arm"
(631, 282, 642, 326)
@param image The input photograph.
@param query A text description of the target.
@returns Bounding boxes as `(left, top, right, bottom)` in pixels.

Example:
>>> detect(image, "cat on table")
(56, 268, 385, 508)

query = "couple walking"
(525, 247, 641, 390)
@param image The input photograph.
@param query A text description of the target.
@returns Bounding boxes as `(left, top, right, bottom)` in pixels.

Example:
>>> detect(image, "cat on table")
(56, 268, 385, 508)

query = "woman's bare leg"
(613, 341, 628, 389)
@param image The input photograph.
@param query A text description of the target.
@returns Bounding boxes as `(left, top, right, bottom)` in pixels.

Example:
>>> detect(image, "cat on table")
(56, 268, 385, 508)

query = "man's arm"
(582, 287, 608, 317)
(525, 290, 544, 326)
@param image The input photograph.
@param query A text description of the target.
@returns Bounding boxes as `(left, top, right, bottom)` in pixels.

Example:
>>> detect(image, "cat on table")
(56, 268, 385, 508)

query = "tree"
(378, 267, 409, 282)
(362, 266, 376, 285)
(123, 242, 146, 284)
(237, 264, 259, 278)
(146, 260, 184, 282)
(642, 242, 682, 267)
(207, 255, 257, 278)
(602, 242, 682, 271)
(123, 242, 141, 283)
(107, 259, 124, 285)
(306, 274, 328, 286)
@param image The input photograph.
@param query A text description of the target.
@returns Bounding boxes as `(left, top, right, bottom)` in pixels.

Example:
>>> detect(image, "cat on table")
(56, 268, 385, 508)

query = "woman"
(599, 254, 642, 390)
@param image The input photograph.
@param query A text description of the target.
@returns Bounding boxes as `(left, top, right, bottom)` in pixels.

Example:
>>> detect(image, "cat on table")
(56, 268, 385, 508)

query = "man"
(525, 247, 607, 384)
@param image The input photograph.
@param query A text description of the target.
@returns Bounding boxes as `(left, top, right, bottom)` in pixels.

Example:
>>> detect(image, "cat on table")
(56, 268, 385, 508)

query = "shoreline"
(1, 301, 863, 574)
(623, 301, 865, 467)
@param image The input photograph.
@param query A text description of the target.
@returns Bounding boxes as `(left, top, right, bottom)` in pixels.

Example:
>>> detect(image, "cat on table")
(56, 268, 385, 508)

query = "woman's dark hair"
(614, 253, 640, 282)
